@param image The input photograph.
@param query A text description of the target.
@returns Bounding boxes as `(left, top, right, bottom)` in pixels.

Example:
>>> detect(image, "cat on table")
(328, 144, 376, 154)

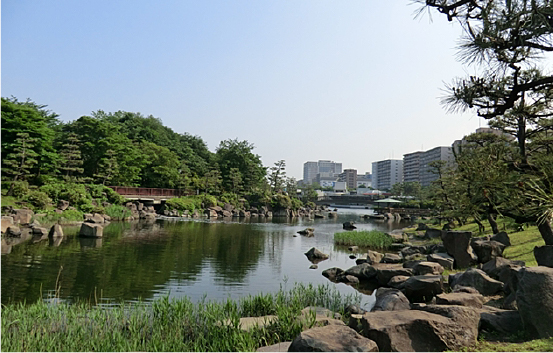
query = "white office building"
(372, 159, 403, 191)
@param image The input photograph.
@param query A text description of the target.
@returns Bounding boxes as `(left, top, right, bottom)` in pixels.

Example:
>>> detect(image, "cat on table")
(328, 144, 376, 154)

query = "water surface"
(1, 208, 412, 309)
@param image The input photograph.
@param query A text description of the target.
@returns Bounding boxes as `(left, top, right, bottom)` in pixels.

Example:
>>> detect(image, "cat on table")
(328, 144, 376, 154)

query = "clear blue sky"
(3, 0, 486, 180)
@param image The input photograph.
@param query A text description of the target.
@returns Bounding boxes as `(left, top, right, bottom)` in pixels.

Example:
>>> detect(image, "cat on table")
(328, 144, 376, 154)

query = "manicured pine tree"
(59, 132, 84, 182)
(3, 132, 39, 195)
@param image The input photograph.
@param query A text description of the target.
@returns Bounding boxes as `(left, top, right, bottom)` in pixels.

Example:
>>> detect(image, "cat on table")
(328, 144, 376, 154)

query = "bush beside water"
(334, 230, 393, 249)
(1, 283, 360, 352)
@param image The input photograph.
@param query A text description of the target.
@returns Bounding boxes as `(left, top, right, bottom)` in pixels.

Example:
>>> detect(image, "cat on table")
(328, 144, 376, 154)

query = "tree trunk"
(538, 219, 553, 246)
(474, 218, 485, 234)
(487, 213, 499, 234)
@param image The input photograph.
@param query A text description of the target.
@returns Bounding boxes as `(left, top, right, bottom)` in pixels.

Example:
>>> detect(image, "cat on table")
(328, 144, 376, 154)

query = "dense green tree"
(215, 139, 266, 193)
(139, 141, 181, 188)
(1, 98, 59, 178)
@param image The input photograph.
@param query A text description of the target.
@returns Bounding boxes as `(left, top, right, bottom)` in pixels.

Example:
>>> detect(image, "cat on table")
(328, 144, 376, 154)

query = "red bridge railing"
(108, 186, 191, 197)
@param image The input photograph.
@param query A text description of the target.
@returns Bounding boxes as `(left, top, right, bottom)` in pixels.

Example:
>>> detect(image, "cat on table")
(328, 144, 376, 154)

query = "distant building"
(403, 151, 424, 184)
(338, 169, 357, 189)
(356, 172, 372, 188)
(316, 171, 338, 188)
(372, 159, 403, 191)
(419, 146, 454, 187)
(302, 160, 342, 184)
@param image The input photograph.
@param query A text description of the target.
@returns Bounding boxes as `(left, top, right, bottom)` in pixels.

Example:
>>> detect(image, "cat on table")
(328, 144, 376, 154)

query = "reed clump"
(334, 230, 393, 249)
(1, 283, 360, 352)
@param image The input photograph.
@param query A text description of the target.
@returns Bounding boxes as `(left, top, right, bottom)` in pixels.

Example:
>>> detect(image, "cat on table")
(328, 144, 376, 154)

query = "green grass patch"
(334, 230, 393, 249)
(1, 283, 360, 352)
(34, 209, 84, 224)
(502, 227, 544, 267)
(1, 195, 19, 208)
(104, 204, 132, 220)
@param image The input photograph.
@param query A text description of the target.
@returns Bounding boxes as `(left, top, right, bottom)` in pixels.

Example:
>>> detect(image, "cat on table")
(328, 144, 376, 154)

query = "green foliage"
(35, 209, 84, 223)
(104, 205, 132, 220)
(334, 230, 393, 249)
(216, 139, 266, 193)
(2, 133, 39, 192)
(165, 197, 203, 213)
(4, 180, 30, 198)
(23, 190, 52, 210)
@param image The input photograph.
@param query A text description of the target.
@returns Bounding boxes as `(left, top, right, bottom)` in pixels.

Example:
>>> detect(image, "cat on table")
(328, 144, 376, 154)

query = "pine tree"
(59, 133, 84, 182)
(3, 132, 39, 195)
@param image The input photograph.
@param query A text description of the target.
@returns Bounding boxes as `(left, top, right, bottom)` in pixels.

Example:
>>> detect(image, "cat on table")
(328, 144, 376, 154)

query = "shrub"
(105, 204, 132, 220)
(35, 209, 84, 223)
(165, 196, 203, 213)
(23, 190, 52, 210)
(5, 181, 30, 198)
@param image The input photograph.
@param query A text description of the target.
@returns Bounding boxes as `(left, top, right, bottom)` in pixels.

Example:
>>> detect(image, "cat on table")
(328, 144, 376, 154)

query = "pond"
(1, 208, 413, 309)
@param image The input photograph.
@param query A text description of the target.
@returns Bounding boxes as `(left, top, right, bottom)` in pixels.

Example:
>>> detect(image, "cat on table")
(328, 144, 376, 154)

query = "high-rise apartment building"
(302, 160, 342, 184)
(419, 146, 454, 187)
(403, 151, 424, 183)
(338, 169, 357, 189)
(372, 159, 403, 190)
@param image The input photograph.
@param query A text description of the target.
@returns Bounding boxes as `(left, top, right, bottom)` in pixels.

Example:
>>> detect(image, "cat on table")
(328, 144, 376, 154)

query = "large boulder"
(11, 209, 34, 225)
(380, 253, 402, 264)
(351, 306, 479, 352)
(413, 262, 444, 276)
(31, 227, 48, 237)
(534, 245, 553, 268)
(490, 231, 511, 247)
(344, 263, 379, 281)
(288, 325, 378, 352)
(481, 257, 525, 279)
(401, 275, 443, 303)
(471, 239, 506, 264)
(79, 223, 104, 238)
(427, 253, 454, 271)
(297, 228, 314, 237)
(375, 267, 414, 286)
(305, 247, 329, 263)
(449, 268, 504, 296)
(479, 306, 523, 335)
(441, 231, 478, 268)
(435, 292, 484, 308)
(425, 228, 443, 239)
(84, 213, 105, 223)
(6, 226, 22, 237)
(48, 224, 64, 238)
(372, 288, 411, 312)
(516, 266, 553, 338)
(387, 275, 411, 289)
(1, 216, 14, 234)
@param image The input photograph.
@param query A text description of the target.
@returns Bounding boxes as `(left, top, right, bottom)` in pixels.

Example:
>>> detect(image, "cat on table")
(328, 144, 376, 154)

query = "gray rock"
(343, 221, 356, 230)
(425, 228, 443, 239)
(1, 216, 14, 234)
(297, 228, 314, 237)
(288, 324, 378, 352)
(6, 226, 22, 237)
(400, 246, 427, 257)
(413, 261, 444, 276)
(471, 239, 506, 264)
(48, 224, 64, 238)
(344, 263, 378, 281)
(490, 231, 511, 247)
(401, 275, 443, 303)
(427, 253, 454, 271)
(435, 292, 484, 308)
(256, 342, 291, 352)
(479, 306, 523, 335)
(441, 231, 478, 268)
(376, 267, 414, 286)
(31, 227, 48, 236)
(516, 266, 553, 338)
(481, 257, 525, 279)
(449, 268, 504, 296)
(322, 267, 344, 281)
(11, 209, 34, 225)
(534, 245, 553, 268)
(84, 213, 105, 223)
(351, 306, 478, 352)
(304, 247, 329, 263)
(387, 275, 411, 289)
(372, 288, 411, 312)
(79, 223, 103, 238)
(380, 253, 402, 264)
